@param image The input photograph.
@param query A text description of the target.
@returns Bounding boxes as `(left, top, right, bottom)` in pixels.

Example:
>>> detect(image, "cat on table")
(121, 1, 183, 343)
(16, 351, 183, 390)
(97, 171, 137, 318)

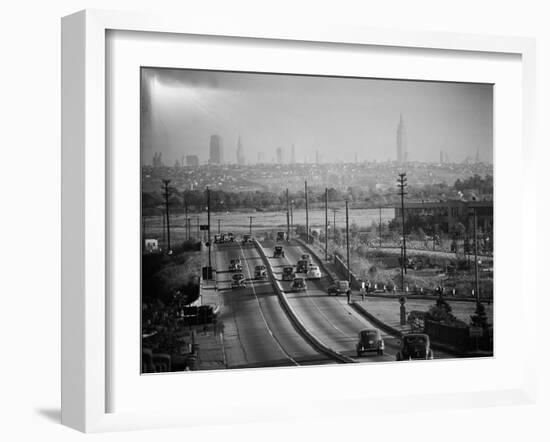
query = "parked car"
(273, 245, 285, 258)
(214, 234, 222, 244)
(290, 277, 307, 292)
(356, 329, 385, 356)
(395, 333, 434, 361)
(226, 232, 235, 242)
(306, 265, 322, 280)
(254, 265, 268, 279)
(296, 259, 309, 274)
(229, 258, 243, 272)
(242, 234, 253, 244)
(406, 257, 424, 270)
(301, 253, 311, 262)
(230, 273, 246, 289)
(276, 231, 287, 242)
(328, 280, 351, 296)
(282, 265, 295, 281)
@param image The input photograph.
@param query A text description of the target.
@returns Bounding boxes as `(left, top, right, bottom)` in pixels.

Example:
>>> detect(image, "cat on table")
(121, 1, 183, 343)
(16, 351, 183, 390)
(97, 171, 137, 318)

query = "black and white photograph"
(140, 67, 494, 373)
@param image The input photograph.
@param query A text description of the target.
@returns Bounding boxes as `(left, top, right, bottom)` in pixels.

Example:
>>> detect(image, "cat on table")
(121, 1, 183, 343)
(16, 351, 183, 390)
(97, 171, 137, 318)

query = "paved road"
(261, 239, 453, 361)
(214, 242, 334, 369)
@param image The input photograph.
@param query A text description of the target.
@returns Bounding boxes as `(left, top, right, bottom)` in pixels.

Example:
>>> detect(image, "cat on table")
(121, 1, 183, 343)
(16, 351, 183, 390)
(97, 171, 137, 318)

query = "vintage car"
(356, 329, 385, 356)
(282, 265, 295, 281)
(226, 232, 235, 242)
(228, 258, 243, 272)
(213, 234, 222, 244)
(328, 280, 351, 296)
(254, 265, 268, 279)
(306, 265, 322, 280)
(290, 277, 307, 292)
(395, 333, 434, 361)
(276, 231, 287, 242)
(242, 234, 253, 244)
(406, 257, 424, 270)
(296, 259, 309, 274)
(301, 253, 311, 262)
(230, 273, 246, 289)
(273, 245, 285, 258)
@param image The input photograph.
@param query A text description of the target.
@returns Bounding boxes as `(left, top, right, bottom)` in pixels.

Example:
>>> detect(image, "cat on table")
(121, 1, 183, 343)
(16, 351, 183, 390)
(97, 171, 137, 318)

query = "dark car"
(242, 234, 252, 244)
(301, 253, 311, 262)
(396, 333, 434, 361)
(356, 329, 385, 356)
(254, 265, 267, 279)
(230, 273, 246, 289)
(214, 234, 222, 244)
(290, 277, 307, 292)
(282, 265, 295, 281)
(296, 259, 309, 274)
(273, 245, 285, 258)
(276, 231, 287, 242)
(226, 232, 235, 242)
(328, 280, 351, 296)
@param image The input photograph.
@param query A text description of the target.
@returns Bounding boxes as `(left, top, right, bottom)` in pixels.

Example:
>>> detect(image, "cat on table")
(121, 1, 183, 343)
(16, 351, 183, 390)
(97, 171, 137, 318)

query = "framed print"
(61, 9, 537, 433)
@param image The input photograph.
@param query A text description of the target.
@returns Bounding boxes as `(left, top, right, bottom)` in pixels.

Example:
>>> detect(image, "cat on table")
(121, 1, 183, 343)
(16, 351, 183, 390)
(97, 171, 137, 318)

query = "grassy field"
(143, 207, 394, 247)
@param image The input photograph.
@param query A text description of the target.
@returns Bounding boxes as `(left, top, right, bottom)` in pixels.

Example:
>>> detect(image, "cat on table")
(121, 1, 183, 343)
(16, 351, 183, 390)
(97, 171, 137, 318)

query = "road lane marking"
(238, 243, 299, 366)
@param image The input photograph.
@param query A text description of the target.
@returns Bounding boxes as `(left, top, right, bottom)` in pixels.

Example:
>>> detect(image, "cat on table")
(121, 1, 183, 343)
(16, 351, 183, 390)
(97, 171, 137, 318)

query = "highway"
(260, 239, 452, 361)
(213, 241, 335, 368)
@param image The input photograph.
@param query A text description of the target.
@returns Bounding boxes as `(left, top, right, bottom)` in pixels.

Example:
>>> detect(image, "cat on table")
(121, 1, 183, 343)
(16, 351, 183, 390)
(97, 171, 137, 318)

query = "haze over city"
(141, 68, 493, 166)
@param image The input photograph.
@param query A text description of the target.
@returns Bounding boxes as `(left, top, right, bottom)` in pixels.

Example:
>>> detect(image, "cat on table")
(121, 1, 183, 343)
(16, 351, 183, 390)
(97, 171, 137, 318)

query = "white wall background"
(0, 1, 547, 441)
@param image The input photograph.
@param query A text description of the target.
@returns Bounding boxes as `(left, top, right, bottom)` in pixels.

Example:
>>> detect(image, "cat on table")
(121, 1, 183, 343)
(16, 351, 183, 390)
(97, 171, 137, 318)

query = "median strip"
(253, 240, 355, 364)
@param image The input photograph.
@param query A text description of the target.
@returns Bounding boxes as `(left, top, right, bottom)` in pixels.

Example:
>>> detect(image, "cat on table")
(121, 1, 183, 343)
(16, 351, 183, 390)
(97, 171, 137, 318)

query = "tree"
(470, 302, 489, 329)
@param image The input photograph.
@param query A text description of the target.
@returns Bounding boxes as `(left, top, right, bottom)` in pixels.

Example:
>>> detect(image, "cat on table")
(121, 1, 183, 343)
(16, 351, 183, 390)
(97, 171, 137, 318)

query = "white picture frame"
(61, 9, 537, 433)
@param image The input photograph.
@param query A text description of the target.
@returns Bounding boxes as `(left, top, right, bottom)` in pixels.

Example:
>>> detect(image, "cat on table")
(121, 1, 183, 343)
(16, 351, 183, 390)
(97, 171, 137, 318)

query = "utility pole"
(346, 200, 351, 283)
(325, 188, 328, 261)
(196, 217, 200, 239)
(290, 203, 294, 236)
(472, 207, 480, 302)
(397, 173, 408, 290)
(379, 206, 383, 248)
(206, 186, 212, 271)
(248, 216, 254, 236)
(184, 199, 189, 241)
(332, 209, 339, 240)
(286, 188, 290, 241)
(162, 179, 172, 252)
(218, 219, 221, 234)
(305, 180, 309, 243)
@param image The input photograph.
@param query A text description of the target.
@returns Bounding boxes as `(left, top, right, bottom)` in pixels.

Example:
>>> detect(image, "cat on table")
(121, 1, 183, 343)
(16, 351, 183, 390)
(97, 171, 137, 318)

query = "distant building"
(257, 152, 265, 163)
(291, 144, 296, 164)
(186, 155, 199, 167)
(394, 198, 493, 233)
(236, 136, 245, 165)
(396, 114, 407, 163)
(209, 134, 223, 164)
(276, 147, 283, 164)
(144, 239, 159, 253)
(440, 150, 445, 164)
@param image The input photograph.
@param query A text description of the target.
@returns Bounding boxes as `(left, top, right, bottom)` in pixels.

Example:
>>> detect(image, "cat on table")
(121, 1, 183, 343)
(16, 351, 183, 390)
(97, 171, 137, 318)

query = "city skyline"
(141, 68, 493, 166)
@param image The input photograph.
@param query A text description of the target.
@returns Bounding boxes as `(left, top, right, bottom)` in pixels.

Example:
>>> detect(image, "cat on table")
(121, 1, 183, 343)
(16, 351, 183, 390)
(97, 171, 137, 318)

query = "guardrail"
(253, 239, 355, 364)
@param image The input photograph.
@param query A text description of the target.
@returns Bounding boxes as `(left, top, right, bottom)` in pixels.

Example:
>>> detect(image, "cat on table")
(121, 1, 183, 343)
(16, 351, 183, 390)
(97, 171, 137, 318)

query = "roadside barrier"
(253, 239, 355, 364)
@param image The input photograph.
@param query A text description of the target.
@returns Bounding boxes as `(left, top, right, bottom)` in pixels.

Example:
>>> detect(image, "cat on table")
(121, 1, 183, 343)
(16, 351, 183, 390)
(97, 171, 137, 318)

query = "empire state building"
(396, 114, 408, 163)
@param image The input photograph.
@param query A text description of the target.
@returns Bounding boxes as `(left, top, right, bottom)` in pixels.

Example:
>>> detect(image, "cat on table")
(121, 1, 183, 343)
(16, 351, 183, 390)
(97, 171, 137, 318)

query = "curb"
(253, 240, 354, 364)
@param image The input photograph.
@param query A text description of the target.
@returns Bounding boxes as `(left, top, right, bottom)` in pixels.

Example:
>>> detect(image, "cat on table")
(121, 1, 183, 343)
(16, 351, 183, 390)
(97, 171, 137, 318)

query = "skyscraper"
(276, 147, 283, 164)
(236, 136, 245, 165)
(396, 114, 407, 163)
(209, 134, 223, 164)
(291, 144, 296, 164)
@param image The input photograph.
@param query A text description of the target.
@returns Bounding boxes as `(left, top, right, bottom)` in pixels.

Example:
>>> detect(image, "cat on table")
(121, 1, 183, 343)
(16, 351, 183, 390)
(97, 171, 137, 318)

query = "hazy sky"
(141, 68, 493, 165)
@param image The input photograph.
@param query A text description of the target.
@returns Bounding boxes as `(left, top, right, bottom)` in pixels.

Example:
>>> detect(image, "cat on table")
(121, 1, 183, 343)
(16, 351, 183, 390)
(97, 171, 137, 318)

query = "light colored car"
(306, 265, 322, 279)
(229, 258, 243, 272)
(328, 280, 351, 296)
